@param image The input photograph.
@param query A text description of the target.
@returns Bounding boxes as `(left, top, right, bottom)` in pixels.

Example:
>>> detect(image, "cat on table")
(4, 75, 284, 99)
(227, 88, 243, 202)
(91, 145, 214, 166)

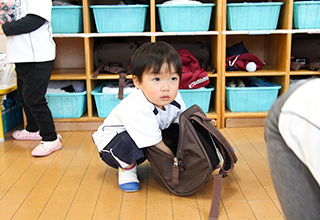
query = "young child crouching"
(92, 41, 186, 192)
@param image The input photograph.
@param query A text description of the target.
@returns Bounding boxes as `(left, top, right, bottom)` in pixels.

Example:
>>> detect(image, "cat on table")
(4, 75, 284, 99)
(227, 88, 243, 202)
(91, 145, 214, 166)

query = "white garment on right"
(278, 79, 320, 186)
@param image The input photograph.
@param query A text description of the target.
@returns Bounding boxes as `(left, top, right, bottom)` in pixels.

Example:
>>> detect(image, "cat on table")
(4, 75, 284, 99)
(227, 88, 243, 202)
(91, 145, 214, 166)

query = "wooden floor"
(0, 125, 284, 220)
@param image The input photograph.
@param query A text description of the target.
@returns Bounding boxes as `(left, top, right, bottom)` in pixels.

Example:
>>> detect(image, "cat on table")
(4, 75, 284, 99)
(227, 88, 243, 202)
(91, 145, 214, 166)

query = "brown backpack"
(144, 105, 238, 220)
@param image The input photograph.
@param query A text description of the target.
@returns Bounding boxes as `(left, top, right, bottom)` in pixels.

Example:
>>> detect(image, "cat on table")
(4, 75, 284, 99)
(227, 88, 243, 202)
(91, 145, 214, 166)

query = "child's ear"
(132, 75, 141, 89)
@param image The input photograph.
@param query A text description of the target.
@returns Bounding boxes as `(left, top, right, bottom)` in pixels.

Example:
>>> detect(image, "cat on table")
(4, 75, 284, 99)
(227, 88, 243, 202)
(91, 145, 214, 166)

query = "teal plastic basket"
(90, 5, 148, 33)
(156, 3, 215, 32)
(227, 2, 283, 30)
(293, 1, 320, 29)
(51, 6, 83, 33)
(179, 85, 215, 113)
(91, 83, 131, 118)
(225, 83, 281, 112)
(45, 91, 87, 118)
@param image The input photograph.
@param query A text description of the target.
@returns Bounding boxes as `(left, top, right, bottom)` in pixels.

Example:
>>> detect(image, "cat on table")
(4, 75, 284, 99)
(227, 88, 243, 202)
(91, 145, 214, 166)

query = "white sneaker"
(118, 163, 140, 192)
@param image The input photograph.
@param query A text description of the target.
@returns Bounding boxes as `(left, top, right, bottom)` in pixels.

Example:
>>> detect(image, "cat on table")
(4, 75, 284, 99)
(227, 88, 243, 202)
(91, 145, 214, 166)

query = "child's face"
(133, 63, 180, 110)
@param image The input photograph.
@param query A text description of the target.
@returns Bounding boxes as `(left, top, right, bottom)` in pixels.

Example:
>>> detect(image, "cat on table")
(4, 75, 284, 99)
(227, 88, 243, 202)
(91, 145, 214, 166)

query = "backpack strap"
(189, 111, 237, 220)
(208, 170, 223, 220)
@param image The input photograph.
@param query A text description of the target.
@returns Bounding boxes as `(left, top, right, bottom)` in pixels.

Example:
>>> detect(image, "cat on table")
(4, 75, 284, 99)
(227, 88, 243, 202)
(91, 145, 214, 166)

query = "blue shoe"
(119, 182, 140, 192)
(118, 164, 140, 192)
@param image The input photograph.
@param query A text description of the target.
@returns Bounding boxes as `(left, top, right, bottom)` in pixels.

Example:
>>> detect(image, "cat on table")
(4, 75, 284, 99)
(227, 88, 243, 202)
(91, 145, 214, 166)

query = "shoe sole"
(118, 182, 140, 192)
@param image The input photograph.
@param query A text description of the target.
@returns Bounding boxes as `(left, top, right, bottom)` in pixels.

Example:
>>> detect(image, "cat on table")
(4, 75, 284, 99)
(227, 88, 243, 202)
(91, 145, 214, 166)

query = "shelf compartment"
(225, 34, 290, 72)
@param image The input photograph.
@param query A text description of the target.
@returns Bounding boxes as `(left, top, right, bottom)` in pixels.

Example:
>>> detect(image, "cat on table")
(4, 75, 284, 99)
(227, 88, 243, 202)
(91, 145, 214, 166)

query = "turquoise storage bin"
(156, 3, 215, 32)
(45, 91, 87, 118)
(91, 83, 131, 118)
(293, 1, 320, 29)
(90, 5, 148, 33)
(51, 6, 83, 33)
(225, 83, 281, 112)
(179, 85, 215, 113)
(2, 104, 23, 133)
(227, 2, 283, 30)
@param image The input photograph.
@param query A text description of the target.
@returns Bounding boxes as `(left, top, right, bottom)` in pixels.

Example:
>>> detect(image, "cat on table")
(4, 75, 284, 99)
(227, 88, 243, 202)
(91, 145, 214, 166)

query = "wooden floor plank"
(8, 132, 77, 220)
(146, 162, 174, 220)
(120, 162, 148, 220)
(64, 150, 105, 220)
(248, 200, 284, 219)
(223, 200, 257, 220)
(240, 127, 268, 163)
(0, 139, 35, 175)
(0, 154, 54, 219)
(171, 193, 201, 220)
(0, 149, 36, 200)
(236, 128, 278, 200)
(0, 137, 19, 157)
(91, 167, 122, 220)
(37, 131, 93, 220)
(224, 128, 271, 201)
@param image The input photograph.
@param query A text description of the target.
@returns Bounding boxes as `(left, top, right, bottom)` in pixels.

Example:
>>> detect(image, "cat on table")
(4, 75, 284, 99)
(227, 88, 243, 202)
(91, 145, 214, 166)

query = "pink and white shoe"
(12, 129, 42, 140)
(31, 134, 63, 157)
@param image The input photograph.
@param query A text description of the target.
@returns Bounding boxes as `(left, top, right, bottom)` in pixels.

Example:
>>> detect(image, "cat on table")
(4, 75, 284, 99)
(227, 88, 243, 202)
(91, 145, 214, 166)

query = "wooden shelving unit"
(50, 0, 320, 130)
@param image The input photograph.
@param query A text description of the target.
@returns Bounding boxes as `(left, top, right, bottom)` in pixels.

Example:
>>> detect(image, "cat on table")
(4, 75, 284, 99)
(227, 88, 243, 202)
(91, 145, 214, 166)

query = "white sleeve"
(27, 0, 52, 22)
(120, 103, 162, 148)
(279, 112, 320, 186)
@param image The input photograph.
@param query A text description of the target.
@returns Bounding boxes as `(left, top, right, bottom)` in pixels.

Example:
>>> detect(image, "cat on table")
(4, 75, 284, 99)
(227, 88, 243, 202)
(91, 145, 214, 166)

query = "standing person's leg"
(16, 71, 39, 132)
(15, 61, 56, 141)
(12, 63, 42, 140)
(13, 61, 62, 156)
(265, 80, 320, 220)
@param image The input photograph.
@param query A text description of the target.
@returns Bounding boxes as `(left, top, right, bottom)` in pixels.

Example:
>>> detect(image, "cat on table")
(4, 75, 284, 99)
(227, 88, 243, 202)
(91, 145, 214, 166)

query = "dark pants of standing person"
(15, 60, 57, 141)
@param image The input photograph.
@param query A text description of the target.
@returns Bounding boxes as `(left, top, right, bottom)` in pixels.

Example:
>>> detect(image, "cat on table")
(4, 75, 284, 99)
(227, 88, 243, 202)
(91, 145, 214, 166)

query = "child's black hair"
(131, 41, 182, 82)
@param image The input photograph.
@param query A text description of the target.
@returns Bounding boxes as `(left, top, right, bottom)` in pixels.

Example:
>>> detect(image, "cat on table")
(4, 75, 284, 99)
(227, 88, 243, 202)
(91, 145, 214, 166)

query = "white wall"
(0, 35, 6, 53)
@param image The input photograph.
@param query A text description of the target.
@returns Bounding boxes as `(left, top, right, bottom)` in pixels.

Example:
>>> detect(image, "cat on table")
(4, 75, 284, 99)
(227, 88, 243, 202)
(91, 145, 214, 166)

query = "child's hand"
(155, 140, 174, 157)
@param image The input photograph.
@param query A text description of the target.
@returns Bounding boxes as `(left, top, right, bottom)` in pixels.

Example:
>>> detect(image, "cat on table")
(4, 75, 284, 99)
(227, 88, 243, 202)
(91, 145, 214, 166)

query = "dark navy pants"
(99, 123, 179, 169)
(99, 131, 146, 169)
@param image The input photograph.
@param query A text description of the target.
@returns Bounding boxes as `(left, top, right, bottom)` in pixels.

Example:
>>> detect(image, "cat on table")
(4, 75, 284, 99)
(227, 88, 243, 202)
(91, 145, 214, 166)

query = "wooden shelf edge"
(225, 117, 266, 128)
(225, 70, 287, 77)
(289, 70, 320, 76)
(224, 111, 268, 118)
